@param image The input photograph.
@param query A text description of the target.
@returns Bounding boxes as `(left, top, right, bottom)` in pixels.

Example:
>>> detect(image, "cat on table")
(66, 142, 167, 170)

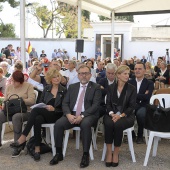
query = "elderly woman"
(0, 71, 35, 154)
(11, 69, 67, 161)
(104, 65, 136, 167)
(0, 61, 11, 78)
(155, 61, 169, 89)
(145, 62, 155, 81)
(0, 67, 7, 96)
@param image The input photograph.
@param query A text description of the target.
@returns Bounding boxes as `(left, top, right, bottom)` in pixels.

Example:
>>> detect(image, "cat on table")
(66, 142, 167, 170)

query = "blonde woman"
(104, 65, 136, 167)
(145, 62, 154, 81)
(11, 69, 67, 161)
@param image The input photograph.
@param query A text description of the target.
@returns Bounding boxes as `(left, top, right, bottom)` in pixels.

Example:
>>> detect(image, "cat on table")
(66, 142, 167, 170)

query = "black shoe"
(49, 153, 63, 165)
(80, 154, 89, 168)
(11, 148, 22, 158)
(33, 152, 40, 162)
(112, 155, 119, 167)
(105, 162, 112, 167)
(10, 141, 26, 149)
(136, 137, 144, 144)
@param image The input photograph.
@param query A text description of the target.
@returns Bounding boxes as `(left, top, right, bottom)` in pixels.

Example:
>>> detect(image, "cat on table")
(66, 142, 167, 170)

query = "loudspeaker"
(75, 39, 84, 53)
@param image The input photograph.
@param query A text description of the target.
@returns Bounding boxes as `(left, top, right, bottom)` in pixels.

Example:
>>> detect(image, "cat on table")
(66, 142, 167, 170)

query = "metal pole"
(20, 0, 26, 68)
(77, 0, 82, 61)
(111, 11, 115, 62)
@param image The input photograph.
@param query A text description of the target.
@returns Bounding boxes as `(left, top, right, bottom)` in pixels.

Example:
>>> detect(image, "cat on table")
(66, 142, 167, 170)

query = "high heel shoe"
(10, 141, 26, 150)
(112, 155, 119, 167)
(105, 162, 112, 167)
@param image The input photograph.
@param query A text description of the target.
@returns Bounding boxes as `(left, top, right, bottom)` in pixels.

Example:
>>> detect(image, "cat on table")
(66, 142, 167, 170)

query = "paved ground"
(0, 132, 170, 170)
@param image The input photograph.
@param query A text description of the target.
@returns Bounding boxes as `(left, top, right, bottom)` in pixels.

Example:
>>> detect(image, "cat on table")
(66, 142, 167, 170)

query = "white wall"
(0, 39, 95, 60)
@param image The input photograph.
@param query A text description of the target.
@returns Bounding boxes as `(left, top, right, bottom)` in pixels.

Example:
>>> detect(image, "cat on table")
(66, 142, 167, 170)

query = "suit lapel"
(84, 81, 92, 102)
(54, 85, 64, 106)
(71, 83, 80, 108)
(138, 78, 146, 94)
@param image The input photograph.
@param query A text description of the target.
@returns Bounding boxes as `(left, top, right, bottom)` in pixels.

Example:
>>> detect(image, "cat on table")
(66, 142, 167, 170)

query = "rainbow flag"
(27, 41, 32, 54)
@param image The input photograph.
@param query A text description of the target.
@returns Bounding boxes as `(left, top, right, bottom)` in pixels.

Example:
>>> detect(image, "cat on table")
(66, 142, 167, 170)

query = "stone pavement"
(0, 132, 170, 170)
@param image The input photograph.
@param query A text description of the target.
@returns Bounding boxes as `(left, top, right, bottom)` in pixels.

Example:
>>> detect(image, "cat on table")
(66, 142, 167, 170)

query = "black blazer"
(106, 82, 136, 117)
(62, 81, 102, 118)
(141, 59, 147, 64)
(39, 84, 67, 113)
(128, 78, 154, 108)
(155, 69, 169, 84)
(98, 78, 110, 105)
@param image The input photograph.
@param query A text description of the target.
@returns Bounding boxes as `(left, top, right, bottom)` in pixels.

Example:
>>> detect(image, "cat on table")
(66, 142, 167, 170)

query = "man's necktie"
(76, 86, 86, 116)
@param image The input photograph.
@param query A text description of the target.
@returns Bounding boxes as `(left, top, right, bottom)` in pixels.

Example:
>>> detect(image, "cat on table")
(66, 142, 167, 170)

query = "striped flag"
(27, 41, 32, 54)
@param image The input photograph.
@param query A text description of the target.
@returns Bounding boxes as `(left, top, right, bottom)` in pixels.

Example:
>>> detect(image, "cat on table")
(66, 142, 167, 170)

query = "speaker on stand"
(75, 39, 84, 60)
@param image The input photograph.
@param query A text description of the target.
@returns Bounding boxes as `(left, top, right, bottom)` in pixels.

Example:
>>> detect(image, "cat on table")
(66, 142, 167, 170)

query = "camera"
(149, 51, 153, 56)
(41, 63, 49, 67)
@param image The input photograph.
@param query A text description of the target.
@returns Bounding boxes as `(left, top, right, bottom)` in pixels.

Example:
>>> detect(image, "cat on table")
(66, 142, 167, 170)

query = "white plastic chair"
(101, 127, 136, 162)
(143, 94, 170, 166)
(63, 127, 95, 160)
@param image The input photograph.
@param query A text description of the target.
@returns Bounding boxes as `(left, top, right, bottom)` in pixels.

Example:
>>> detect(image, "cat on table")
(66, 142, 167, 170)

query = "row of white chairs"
(1, 94, 170, 167)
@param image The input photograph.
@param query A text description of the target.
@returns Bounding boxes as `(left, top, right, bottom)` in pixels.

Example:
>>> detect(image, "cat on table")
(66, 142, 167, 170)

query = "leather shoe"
(105, 162, 112, 167)
(49, 153, 63, 165)
(80, 154, 89, 168)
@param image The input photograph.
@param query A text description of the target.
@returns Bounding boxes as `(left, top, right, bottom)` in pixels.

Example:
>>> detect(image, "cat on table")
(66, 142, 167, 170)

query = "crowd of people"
(0, 44, 169, 168)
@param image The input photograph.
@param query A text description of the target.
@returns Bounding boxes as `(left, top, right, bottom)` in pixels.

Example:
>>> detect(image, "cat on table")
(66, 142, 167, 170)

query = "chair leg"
(45, 128, 50, 144)
(127, 129, 136, 162)
(50, 126, 56, 156)
(152, 136, 159, 157)
(1, 123, 6, 143)
(91, 128, 97, 150)
(63, 130, 70, 157)
(89, 143, 94, 160)
(144, 129, 148, 145)
(101, 143, 106, 161)
(143, 132, 154, 166)
(76, 130, 80, 149)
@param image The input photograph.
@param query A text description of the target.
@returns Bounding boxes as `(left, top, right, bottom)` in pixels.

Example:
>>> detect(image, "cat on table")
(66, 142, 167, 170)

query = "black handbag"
(145, 102, 170, 132)
(4, 94, 27, 117)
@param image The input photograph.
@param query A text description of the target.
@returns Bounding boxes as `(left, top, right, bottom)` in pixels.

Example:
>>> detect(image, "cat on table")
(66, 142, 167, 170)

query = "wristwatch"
(120, 114, 123, 118)
(81, 115, 84, 119)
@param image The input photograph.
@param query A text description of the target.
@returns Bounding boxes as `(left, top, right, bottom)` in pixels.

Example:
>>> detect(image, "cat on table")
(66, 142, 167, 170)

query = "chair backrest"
(150, 94, 170, 108)
(34, 90, 39, 103)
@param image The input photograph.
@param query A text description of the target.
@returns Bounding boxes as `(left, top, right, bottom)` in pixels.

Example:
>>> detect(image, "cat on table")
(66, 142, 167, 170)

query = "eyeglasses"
(78, 72, 91, 76)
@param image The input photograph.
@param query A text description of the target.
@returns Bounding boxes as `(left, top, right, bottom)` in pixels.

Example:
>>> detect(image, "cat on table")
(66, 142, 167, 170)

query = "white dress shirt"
(136, 78, 143, 93)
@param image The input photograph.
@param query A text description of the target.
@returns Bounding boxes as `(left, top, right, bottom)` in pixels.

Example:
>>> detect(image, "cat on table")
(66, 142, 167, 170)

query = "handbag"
(145, 102, 170, 132)
(4, 94, 27, 117)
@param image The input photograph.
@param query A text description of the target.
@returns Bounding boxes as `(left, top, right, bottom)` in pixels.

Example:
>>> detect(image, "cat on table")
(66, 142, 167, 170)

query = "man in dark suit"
(129, 62, 154, 144)
(98, 63, 117, 117)
(141, 55, 147, 64)
(50, 65, 102, 168)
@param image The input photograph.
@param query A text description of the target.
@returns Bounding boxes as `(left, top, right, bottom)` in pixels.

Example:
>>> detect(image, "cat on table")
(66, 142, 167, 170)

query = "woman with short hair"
(11, 69, 67, 161)
(0, 71, 35, 154)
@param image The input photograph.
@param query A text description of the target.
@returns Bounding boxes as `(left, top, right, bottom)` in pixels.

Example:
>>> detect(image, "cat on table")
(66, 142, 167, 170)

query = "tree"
(98, 15, 134, 22)
(0, 0, 19, 12)
(28, 1, 91, 38)
(0, 23, 16, 37)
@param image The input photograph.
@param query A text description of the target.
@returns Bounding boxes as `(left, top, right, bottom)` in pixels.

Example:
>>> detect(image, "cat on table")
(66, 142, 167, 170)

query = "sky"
(1, 1, 170, 38)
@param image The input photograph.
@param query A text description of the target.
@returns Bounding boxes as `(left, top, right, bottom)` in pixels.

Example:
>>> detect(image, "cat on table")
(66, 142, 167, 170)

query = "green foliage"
(99, 15, 134, 22)
(82, 10, 90, 20)
(0, 23, 16, 37)
(0, 0, 19, 8)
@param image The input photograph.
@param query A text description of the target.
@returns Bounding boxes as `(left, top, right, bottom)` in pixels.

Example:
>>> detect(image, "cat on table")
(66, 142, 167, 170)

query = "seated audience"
(155, 61, 169, 89)
(98, 63, 117, 118)
(95, 61, 106, 83)
(49, 65, 101, 168)
(145, 62, 155, 81)
(86, 59, 96, 78)
(0, 61, 10, 78)
(0, 67, 7, 96)
(0, 71, 35, 155)
(129, 62, 154, 144)
(10, 69, 66, 161)
(104, 65, 136, 167)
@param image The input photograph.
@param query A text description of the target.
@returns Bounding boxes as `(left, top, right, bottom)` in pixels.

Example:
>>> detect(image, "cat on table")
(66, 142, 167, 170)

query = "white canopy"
(58, 0, 170, 18)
